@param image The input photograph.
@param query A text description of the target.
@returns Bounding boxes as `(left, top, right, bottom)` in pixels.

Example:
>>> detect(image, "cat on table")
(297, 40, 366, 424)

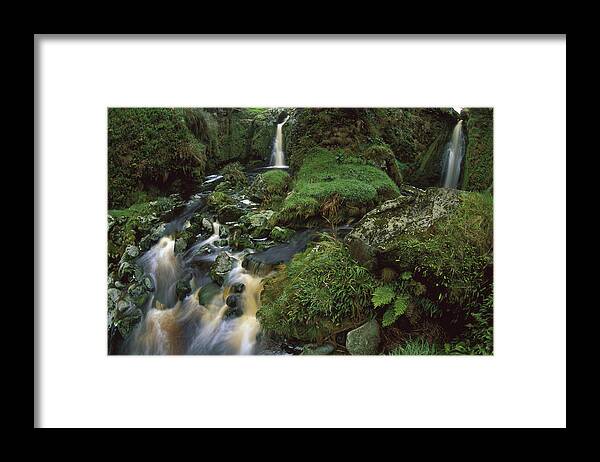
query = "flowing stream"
(121, 171, 313, 355)
(441, 120, 466, 189)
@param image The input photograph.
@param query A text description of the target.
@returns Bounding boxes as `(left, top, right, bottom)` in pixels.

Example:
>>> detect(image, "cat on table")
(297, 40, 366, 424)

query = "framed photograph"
(34, 34, 566, 428)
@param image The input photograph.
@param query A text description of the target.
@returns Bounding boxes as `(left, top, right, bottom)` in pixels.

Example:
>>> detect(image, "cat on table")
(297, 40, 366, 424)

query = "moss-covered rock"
(247, 170, 291, 204)
(108, 108, 206, 209)
(258, 236, 376, 342)
(346, 319, 381, 355)
(346, 188, 493, 310)
(277, 148, 400, 227)
(462, 108, 493, 191)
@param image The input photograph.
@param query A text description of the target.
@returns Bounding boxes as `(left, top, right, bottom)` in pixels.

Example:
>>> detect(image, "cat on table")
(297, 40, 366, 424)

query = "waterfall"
(441, 120, 466, 189)
(270, 116, 289, 167)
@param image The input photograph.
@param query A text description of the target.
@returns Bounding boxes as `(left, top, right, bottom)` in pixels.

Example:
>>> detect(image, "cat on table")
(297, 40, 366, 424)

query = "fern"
(393, 294, 409, 316)
(372, 285, 395, 307)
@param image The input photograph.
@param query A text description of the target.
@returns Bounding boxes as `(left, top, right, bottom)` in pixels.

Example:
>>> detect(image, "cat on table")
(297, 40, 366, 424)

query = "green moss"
(108, 108, 206, 209)
(261, 169, 290, 192)
(206, 191, 234, 209)
(219, 161, 248, 188)
(278, 148, 400, 225)
(258, 235, 376, 342)
(462, 108, 493, 191)
(389, 337, 441, 355)
(389, 190, 493, 308)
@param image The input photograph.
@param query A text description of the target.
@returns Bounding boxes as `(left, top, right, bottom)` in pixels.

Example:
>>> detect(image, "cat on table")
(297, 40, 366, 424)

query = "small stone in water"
(226, 294, 238, 307)
(231, 282, 245, 294)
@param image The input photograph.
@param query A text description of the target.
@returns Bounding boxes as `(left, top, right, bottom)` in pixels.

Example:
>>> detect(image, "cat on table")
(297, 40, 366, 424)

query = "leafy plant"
(258, 235, 376, 342)
(390, 337, 441, 355)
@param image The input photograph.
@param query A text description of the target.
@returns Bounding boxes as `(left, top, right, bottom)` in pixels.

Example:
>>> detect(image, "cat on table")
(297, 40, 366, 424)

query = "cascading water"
(441, 119, 466, 189)
(269, 115, 289, 167)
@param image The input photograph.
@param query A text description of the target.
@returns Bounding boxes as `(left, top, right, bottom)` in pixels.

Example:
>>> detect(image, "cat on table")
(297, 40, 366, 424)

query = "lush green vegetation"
(108, 108, 206, 209)
(106, 107, 494, 356)
(258, 235, 376, 342)
(388, 191, 493, 309)
(390, 337, 441, 355)
(462, 108, 494, 191)
(277, 148, 400, 225)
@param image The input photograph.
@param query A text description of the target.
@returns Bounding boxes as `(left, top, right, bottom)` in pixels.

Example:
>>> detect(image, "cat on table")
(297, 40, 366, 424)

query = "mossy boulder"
(247, 170, 291, 203)
(346, 188, 493, 310)
(258, 236, 376, 342)
(210, 253, 235, 285)
(346, 319, 381, 355)
(277, 148, 400, 226)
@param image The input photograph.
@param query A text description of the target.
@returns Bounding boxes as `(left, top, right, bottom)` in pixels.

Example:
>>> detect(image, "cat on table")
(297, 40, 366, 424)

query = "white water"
(441, 120, 466, 189)
(270, 116, 289, 167)
(126, 219, 268, 355)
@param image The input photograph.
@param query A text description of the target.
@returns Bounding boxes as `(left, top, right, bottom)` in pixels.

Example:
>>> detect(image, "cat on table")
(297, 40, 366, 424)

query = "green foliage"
(206, 191, 234, 209)
(219, 161, 248, 188)
(258, 235, 376, 342)
(107, 196, 181, 272)
(462, 108, 493, 191)
(372, 285, 395, 307)
(390, 190, 493, 308)
(108, 108, 206, 209)
(445, 292, 493, 355)
(389, 337, 441, 355)
(261, 169, 290, 193)
(278, 148, 400, 225)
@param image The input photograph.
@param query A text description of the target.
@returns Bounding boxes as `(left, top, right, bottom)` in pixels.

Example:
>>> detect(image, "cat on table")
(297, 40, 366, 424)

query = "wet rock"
(198, 282, 222, 306)
(224, 305, 243, 319)
(301, 343, 335, 355)
(209, 253, 234, 285)
(345, 188, 461, 269)
(150, 223, 167, 242)
(225, 294, 239, 307)
(219, 225, 230, 239)
(107, 288, 121, 304)
(218, 204, 245, 223)
(142, 275, 155, 292)
(202, 218, 213, 234)
(176, 278, 192, 301)
(214, 239, 228, 247)
(174, 237, 188, 255)
(231, 282, 245, 294)
(346, 319, 381, 355)
(270, 226, 295, 242)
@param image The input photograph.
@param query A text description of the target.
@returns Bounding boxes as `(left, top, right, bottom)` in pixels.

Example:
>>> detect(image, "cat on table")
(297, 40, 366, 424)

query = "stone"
(142, 275, 155, 292)
(346, 319, 381, 355)
(218, 205, 245, 223)
(270, 226, 295, 242)
(231, 282, 245, 294)
(301, 343, 335, 355)
(225, 294, 239, 308)
(176, 279, 192, 301)
(202, 218, 214, 234)
(209, 253, 234, 285)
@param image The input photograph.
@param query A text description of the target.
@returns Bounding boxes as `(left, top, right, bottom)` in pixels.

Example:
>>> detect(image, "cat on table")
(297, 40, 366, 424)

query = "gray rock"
(202, 218, 214, 234)
(345, 188, 461, 268)
(218, 205, 245, 223)
(346, 319, 381, 355)
(209, 253, 234, 285)
(301, 343, 335, 355)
